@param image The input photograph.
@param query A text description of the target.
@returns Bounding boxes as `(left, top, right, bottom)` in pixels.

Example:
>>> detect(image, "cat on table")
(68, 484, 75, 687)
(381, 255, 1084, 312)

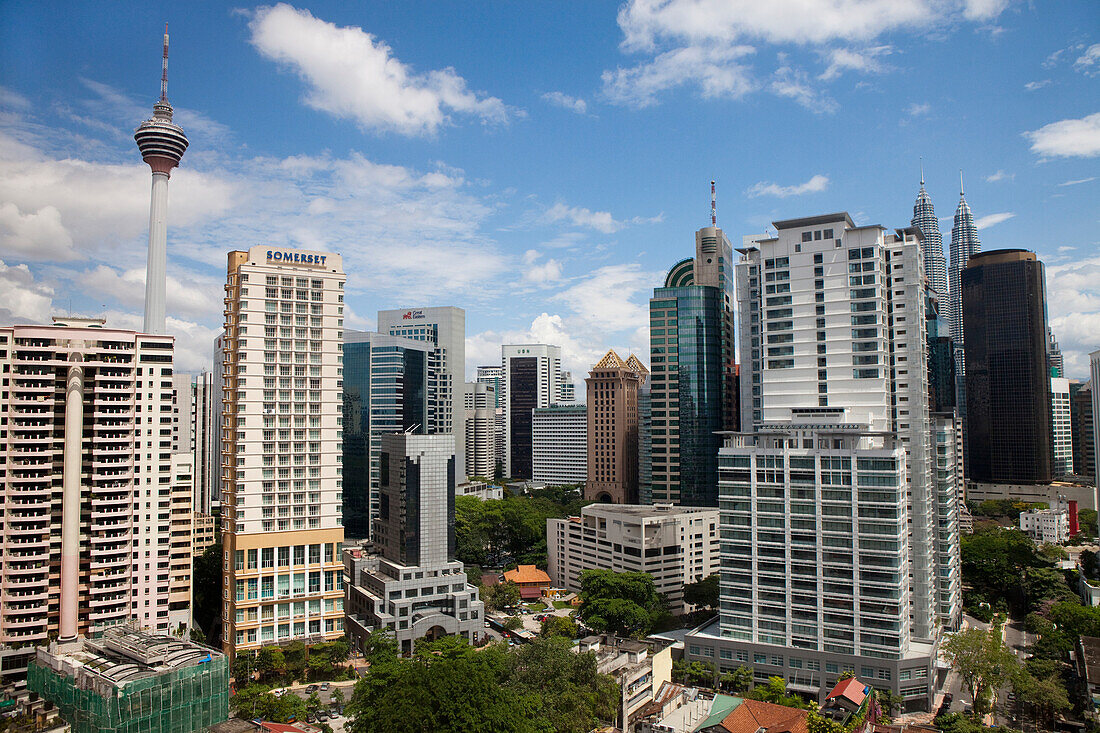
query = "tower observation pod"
(134, 25, 188, 335)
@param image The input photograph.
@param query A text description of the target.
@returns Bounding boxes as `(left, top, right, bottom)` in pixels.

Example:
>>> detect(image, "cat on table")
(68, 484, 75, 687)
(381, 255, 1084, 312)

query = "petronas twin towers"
(909, 169, 981, 345)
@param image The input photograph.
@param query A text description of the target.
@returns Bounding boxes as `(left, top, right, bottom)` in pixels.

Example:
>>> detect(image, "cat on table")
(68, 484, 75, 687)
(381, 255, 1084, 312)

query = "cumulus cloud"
(248, 3, 512, 136)
(522, 250, 563, 284)
(746, 174, 829, 198)
(819, 46, 892, 81)
(602, 44, 756, 108)
(974, 212, 1014, 229)
(1045, 256, 1100, 378)
(542, 92, 588, 114)
(0, 202, 77, 261)
(77, 265, 223, 319)
(985, 170, 1013, 182)
(1024, 112, 1100, 159)
(603, 0, 1011, 108)
(1074, 44, 1100, 76)
(771, 66, 837, 112)
(542, 202, 624, 233)
(1024, 80, 1050, 91)
(906, 102, 931, 117)
(0, 259, 54, 323)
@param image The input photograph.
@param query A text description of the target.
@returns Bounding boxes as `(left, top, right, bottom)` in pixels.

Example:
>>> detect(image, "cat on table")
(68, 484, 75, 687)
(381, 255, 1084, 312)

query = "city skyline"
(1, 2, 1098, 388)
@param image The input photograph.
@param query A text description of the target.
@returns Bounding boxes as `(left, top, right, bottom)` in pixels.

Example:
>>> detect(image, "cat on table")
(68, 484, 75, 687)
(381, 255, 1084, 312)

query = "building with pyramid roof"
(585, 349, 648, 504)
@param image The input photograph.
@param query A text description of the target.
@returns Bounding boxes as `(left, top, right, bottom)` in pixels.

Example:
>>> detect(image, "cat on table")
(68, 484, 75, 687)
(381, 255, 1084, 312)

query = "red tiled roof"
(827, 678, 868, 706)
(717, 699, 810, 733)
(259, 723, 309, 733)
(503, 565, 551, 585)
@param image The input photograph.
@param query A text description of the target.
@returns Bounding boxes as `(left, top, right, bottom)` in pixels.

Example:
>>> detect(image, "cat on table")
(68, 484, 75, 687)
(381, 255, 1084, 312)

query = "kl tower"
(134, 26, 188, 335)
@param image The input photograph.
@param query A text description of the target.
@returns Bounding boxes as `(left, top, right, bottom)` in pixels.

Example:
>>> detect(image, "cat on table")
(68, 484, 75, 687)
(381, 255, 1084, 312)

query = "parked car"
(319, 682, 330, 691)
(306, 685, 318, 694)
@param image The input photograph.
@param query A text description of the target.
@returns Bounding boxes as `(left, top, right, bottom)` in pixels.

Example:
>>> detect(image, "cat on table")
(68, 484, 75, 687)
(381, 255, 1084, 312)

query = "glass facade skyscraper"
(962, 250, 1052, 484)
(342, 331, 428, 540)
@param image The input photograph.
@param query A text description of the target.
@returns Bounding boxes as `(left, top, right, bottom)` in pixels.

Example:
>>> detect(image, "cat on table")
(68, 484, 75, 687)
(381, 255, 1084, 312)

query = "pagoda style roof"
(593, 349, 626, 369)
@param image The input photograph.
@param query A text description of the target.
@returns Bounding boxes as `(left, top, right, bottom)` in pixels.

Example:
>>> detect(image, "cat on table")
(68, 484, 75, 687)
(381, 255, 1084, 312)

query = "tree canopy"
(578, 569, 666, 637)
(941, 628, 1019, 718)
(682, 574, 719, 609)
(960, 527, 1057, 616)
(344, 636, 618, 733)
(455, 488, 588, 568)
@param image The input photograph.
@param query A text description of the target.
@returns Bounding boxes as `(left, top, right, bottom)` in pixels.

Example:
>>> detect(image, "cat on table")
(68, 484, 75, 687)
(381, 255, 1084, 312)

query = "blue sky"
(1, 0, 1097, 381)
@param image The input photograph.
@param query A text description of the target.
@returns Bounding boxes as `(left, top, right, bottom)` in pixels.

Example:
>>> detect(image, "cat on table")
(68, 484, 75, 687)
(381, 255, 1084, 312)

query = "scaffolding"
(26, 631, 229, 733)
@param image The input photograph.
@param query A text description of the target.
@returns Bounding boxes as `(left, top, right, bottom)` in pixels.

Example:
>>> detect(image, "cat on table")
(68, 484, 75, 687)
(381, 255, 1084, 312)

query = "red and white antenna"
(710, 179, 717, 227)
(160, 24, 169, 102)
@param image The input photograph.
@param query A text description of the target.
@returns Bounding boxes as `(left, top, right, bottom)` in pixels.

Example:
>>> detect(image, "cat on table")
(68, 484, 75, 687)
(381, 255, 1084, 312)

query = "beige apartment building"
(585, 350, 647, 504)
(220, 246, 346, 657)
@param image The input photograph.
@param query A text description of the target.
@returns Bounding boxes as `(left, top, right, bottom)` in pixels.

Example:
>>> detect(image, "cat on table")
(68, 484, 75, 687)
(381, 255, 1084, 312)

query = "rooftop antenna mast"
(160, 24, 169, 102)
(710, 180, 717, 227)
(920, 157, 924, 186)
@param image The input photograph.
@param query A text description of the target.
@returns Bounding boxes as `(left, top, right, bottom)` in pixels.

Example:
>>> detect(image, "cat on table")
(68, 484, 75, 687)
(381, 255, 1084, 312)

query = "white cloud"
(1058, 177, 1097, 187)
(76, 265, 223, 319)
(746, 174, 829, 198)
(0, 259, 53, 323)
(602, 44, 756, 108)
(906, 102, 931, 117)
(1024, 80, 1050, 91)
(0, 202, 77, 261)
(974, 212, 1014, 229)
(985, 170, 1013, 182)
(1074, 44, 1100, 76)
(606, 0, 1011, 108)
(521, 250, 563, 284)
(1024, 112, 1100, 159)
(248, 3, 512, 136)
(542, 92, 587, 114)
(771, 66, 837, 112)
(1045, 256, 1100, 378)
(553, 263, 657, 333)
(819, 46, 892, 81)
(542, 202, 624, 233)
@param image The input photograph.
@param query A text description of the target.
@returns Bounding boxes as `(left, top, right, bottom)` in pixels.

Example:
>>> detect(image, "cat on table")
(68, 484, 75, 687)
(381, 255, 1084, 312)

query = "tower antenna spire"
(920, 157, 924, 187)
(710, 180, 717, 227)
(959, 169, 964, 196)
(160, 24, 169, 103)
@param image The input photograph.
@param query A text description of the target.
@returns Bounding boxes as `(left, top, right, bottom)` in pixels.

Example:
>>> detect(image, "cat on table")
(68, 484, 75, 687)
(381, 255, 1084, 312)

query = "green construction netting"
(27, 653, 229, 733)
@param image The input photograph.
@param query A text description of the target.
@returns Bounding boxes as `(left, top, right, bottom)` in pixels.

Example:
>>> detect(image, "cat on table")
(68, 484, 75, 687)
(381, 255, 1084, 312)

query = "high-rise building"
(341, 331, 428, 541)
(692, 214, 955, 709)
(932, 412, 963, 622)
(170, 373, 192, 453)
(947, 178, 980, 475)
(559, 371, 576, 403)
(911, 169, 947, 300)
(190, 371, 217, 514)
(1052, 377, 1073, 477)
(962, 250, 1052, 484)
(210, 334, 225, 511)
(1092, 351, 1100, 480)
(377, 307, 466, 481)
(584, 350, 647, 503)
(344, 433, 484, 656)
(168, 453, 194, 631)
(476, 365, 503, 406)
(637, 360, 652, 505)
(0, 319, 181, 683)
(532, 405, 587, 485)
(1048, 329, 1064, 377)
(650, 224, 736, 506)
(477, 363, 506, 477)
(1070, 381, 1095, 480)
(501, 344, 565, 479)
(219, 246, 346, 658)
(134, 29, 187, 336)
(464, 381, 497, 480)
(547, 504, 719, 613)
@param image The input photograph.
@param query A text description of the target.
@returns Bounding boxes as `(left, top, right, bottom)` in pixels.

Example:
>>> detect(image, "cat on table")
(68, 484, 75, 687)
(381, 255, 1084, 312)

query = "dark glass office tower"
(508, 357, 539, 479)
(342, 332, 427, 540)
(962, 250, 1052, 483)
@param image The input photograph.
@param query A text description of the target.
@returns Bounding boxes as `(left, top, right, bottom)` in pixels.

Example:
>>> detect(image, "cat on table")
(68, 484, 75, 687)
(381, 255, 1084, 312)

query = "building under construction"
(26, 626, 228, 733)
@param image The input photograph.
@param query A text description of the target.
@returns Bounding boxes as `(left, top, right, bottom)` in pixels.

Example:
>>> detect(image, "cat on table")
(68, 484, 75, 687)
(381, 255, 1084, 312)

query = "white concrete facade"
(1053, 377, 1073, 477)
(220, 246, 346, 657)
(464, 381, 497, 480)
(532, 405, 587, 486)
(1020, 507, 1070, 544)
(190, 371, 217, 514)
(547, 503, 719, 612)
